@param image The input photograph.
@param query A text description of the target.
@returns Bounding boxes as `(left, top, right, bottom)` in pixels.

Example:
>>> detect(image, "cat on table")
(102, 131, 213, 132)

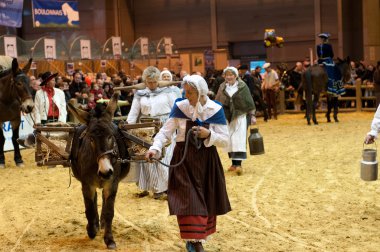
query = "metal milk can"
(361, 144, 378, 181)
(248, 128, 264, 155)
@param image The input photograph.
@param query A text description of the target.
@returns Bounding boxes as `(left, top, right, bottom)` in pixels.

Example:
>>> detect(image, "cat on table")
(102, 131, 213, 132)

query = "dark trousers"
(264, 89, 277, 119)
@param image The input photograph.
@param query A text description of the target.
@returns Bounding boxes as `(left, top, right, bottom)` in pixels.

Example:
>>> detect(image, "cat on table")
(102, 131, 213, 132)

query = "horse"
(61, 2, 79, 26)
(302, 57, 351, 125)
(68, 93, 130, 249)
(0, 57, 33, 168)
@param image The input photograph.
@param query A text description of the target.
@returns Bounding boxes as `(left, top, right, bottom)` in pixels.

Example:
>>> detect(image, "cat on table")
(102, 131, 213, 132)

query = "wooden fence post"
(355, 79, 362, 112)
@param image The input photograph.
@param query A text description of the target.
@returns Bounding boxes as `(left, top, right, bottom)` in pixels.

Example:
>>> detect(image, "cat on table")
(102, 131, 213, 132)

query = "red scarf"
(43, 86, 59, 118)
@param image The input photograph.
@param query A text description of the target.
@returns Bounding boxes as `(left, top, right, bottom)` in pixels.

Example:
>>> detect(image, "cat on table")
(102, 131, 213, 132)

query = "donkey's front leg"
(101, 184, 118, 249)
(82, 184, 99, 239)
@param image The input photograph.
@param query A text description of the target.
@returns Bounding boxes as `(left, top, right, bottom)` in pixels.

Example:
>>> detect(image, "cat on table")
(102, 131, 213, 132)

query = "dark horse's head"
(336, 57, 352, 83)
(68, 94, 120, 180)
(8, 58, 34, 113)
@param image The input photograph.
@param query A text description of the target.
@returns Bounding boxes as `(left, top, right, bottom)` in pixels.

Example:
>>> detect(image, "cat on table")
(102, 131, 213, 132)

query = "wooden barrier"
(280, 79, 377, 114)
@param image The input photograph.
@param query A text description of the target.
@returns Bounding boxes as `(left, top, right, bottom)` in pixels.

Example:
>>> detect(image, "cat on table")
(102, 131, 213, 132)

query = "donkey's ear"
(105, 93, 119, 119)
(337, 57, 343, 63)
(11, 58, 19, 76)
(67, 103, 90, 124)
(22, 58, 32, 74)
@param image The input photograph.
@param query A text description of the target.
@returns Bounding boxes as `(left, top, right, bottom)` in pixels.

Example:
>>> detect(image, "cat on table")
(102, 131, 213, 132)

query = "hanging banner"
(66, 62, 74, 75)
(140, 37, 149, 56)
(112, 36, 121, 58)
(32, 0, 80, 28)
(164, 37, 172, 55)
(44, 38, 56, 59)
(3, 115, 35, 151)
(80, 39, 91, 59)
(4, 37, 18, 58)
(0, 0, 23, 28)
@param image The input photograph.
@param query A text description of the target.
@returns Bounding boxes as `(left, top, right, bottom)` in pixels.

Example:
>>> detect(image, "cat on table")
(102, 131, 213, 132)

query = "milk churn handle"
(363, 141, 377, 151)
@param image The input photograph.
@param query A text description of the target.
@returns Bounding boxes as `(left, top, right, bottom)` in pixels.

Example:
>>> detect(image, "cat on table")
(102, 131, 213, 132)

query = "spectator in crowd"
(261, 62, 280, 119)
(238, 64, 255, 96)
(58, 81, 71, 102)
(29, 75, 40, 100)
(69, 72, 87, 99)
(215, 66, 256, 175)
(77, 90, 89, 111)
(289, 62, 304, 111)
(160, 70, 182, 98)
(102, 82, 113, 99)
(250, 66, 269, 121)
(90, 82, 104, 101)
(87, 92, 96, 111)
(127, 66, 181, 200)
(145, 74, 231, 252)
(33, 72, 67, 124)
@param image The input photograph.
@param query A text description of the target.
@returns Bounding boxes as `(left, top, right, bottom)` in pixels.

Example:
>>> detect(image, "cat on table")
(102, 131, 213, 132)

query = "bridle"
(78, 128, 120, 164)
(11, 72, 33, 105)
(96, 141, 119, 164)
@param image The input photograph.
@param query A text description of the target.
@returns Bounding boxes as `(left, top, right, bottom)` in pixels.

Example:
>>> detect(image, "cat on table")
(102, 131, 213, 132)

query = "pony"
(68, 93, 130, 249)
(301, 57, 351, 125)
(0, 57, 33, 168)
(61, 3, 79, 26)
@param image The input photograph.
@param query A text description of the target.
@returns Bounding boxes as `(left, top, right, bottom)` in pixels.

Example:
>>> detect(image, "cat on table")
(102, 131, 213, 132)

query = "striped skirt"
(177, 215, 216, 240)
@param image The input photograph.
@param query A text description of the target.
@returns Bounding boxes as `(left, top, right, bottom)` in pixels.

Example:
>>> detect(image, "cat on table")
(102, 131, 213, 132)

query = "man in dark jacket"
(239, 64, 268, 121)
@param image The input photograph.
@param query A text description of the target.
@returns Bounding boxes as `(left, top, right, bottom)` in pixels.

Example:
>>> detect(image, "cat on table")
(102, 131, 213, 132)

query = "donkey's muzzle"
(98, 169, 113, 180)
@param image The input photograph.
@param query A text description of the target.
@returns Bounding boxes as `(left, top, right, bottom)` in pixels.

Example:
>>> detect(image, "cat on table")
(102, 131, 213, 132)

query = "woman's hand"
(364, 135, 375, 144)
(192, 126, 211, 139)
(145, 150, 158, 163)
(250, 115, 257, 125)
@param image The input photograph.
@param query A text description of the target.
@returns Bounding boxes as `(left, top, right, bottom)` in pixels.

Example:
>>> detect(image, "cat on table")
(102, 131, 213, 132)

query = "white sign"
(3, 115, 35, 151)
(80, 39, 91, 59)
(112, 36, 121, 57)
(164, 37, 172, 55)
(44, 38, 56, 59)
(140, 37, 149, 56)
(4, 36, 17, 58)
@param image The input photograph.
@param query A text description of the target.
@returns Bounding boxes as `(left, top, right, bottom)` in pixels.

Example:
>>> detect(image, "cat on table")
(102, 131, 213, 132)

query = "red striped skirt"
(177, 215, 216, 240)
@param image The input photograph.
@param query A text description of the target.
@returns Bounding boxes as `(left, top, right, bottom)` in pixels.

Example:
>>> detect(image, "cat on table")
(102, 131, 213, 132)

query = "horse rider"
(317, 32, 345, 122)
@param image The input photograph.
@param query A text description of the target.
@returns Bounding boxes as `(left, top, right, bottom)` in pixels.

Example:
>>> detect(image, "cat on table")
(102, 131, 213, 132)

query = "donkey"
(68, 93, 130, 249)
(0, 57, 33, 168)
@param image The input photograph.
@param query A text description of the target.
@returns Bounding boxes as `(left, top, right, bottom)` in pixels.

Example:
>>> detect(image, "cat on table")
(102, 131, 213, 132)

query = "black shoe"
(334, 116, 339, 122)
(17, 134, 35, 148)
(326, 113, 331, 123)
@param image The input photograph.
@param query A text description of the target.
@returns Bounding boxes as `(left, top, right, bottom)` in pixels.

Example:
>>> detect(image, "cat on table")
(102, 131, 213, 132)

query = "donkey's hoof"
(86, 224, 98, 239)
(16, 162, 24, 168)
(107, 242, 116, 250)
(105, 239, 116, 250)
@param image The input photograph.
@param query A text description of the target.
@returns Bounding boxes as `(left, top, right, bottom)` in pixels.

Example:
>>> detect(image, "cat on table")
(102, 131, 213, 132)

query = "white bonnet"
(183, 74, 209, 120)
(183, 74, 209, 96)
(223, 66, 239, 77)
(159, 70, 173, 81)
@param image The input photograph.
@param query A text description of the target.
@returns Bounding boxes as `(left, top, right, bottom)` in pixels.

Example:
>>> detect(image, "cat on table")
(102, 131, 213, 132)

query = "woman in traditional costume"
(145, 74, 231, 252)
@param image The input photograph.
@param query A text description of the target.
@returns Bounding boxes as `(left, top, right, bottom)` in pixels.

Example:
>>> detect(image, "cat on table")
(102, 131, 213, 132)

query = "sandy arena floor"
(1, 112, 380, 252)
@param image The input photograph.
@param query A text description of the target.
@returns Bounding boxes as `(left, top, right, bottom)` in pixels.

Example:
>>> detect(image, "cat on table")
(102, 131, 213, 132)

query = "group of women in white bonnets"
(125, 64, 256, 252)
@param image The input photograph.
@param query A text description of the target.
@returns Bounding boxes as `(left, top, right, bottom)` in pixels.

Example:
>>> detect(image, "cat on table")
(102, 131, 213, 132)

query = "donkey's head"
(336, 57, 352, 83)
(69, 93, 120, 180)
(12, 58, 34, 113)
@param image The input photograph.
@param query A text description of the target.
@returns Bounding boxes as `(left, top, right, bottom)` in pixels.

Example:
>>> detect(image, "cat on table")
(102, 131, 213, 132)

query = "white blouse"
(150, 98, 229, 157)
(127, 87, 181, 124)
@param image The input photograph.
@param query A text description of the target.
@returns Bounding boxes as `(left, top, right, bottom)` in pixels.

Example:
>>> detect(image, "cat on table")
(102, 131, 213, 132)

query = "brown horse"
(0, 58, 33, 168)
(302, 57, 351, 125)
(68, 93, 130, 249)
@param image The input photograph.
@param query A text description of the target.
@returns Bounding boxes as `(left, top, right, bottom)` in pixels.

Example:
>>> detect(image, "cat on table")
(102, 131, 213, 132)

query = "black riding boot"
(333, 97, 339, 122)
(325, 112, 331, 122)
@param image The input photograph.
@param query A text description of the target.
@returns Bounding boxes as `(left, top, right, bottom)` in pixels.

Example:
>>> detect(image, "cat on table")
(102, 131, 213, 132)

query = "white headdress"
(159, 70, 173, 81)
(183, 74, 209, 121)
(223, 66, 239, 76)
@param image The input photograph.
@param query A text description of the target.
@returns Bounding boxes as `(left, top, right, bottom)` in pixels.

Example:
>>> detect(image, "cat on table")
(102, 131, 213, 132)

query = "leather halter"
(11, 72, 33, 104)
(96, 141, 119, 164)
(79, 128, 119, 164)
